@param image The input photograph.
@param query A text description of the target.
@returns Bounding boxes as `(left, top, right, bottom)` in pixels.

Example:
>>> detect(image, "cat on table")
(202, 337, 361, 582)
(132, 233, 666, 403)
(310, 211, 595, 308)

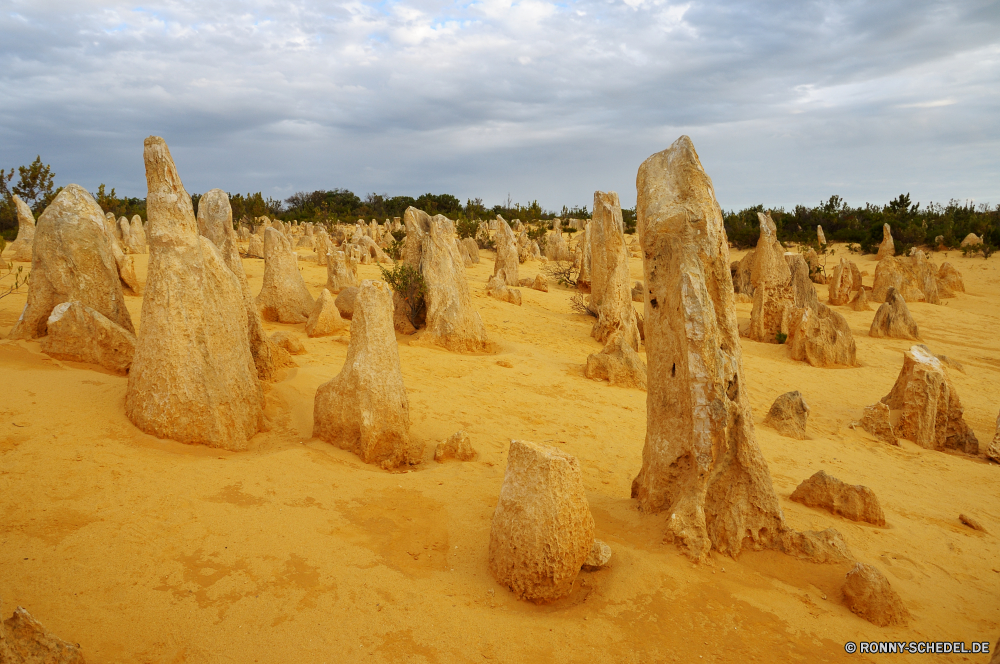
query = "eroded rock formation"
(842, 563, 910, 627)
(3, 195, 35, 262)
(790, 471, 885, 526)
(257, 227, 314, 323)
(763, 391, 809, 439)
(786, 304, 858, 367)
(40, 301, 136, 374)
(869, 288, 920, 340)
(584, 330, 647, 390)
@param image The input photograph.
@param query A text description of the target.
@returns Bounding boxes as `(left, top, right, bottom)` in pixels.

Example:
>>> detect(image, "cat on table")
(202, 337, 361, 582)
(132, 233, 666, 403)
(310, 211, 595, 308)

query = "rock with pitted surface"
(876, 224, 894, 260)
(1, 601, 87, 663)
(870, 288, 920, 340)
(335, 286, 359, 320)
(270, 329, 305, 355)
(988, 411, 1000, 463)
(790, 471, 885, 526)
(434, 431, 477, 462)
(763, 391, 809, 439)
(40, 301, 136, 374)
(857, 402, 898, 445)
(9, 185, 133, 341)
(872, 253, 939, 304)
(732, 249, 756, 296)
(544, 219, 572, 262)
(313, 280, 417, 469)
(257, 227, 314, 323)
(126, 136, 262, 451)
(584, 330, 647, 390)
(786, 304, 858, 368)
(197, 188, 276, 381)
(461, 237, 480, 264)
(129, 215, 148, 254)
(842, 563, 910, 627)
(880, 345, 978, 454)
(247, 233, 264, 258)
(630, 136, 788, 561)
(936, 262, 964, 297)
(532, 273, 548, 292)
(2, 194, 36, 262)
(489, 440, 596, 602)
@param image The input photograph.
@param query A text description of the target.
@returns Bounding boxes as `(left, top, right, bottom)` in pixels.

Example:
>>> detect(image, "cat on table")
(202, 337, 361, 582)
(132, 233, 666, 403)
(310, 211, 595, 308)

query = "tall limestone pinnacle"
(630, 136, 786, 561)
(125, 136, 263, 450)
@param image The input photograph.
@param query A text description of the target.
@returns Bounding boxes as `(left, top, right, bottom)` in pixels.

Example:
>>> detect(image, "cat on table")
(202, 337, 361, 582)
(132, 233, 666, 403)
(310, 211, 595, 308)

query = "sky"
(1, 0, 998, 212)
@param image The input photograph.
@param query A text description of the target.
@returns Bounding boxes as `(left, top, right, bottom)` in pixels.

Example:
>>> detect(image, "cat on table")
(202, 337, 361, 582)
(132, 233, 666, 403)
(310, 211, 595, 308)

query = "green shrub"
(378, 262, 425, 328)
(775, 332, 788, 344)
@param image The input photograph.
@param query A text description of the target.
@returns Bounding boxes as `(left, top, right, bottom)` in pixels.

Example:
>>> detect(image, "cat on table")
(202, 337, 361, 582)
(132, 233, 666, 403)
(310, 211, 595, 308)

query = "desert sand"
(1, 243, 998, 663)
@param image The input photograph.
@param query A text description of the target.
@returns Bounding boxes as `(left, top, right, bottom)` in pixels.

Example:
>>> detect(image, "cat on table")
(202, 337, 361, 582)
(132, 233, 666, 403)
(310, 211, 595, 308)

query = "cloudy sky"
(1, 0, 998, 211)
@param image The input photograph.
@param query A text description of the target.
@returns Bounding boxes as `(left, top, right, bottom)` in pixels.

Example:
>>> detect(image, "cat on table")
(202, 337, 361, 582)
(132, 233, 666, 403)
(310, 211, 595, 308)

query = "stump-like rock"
(3, 195, 36, 262)
(40, 301, 136, 374)
(790, 471, 885, 525)
(129, 215, 148, 254)
(784, 254, 818, 311)
(486, 275, 522, 305)
(335, 286, 359, 320)
(786, 304, 858, 367)
(857, 402, 898, 445)
(489, 440, 596, 602)
(434, 431, 477, 462)
(257, 227, 314, 323)
(849, 287, 871, 311)
(8, 185, 133, 340)
(816, 225, 826, 245)
(988, 410, 1000, 463)
(842, 563, 910, 627)
(630, 136, 787, 560)
(880, 345, 978, 453)
(531, 273, 548, 292)
(936, 262, 964, 297)
(197, 188, 276, 381)
(126, 136, 263, 451)
(869, 288, 920, 339)
(876, 223, 894, 260)
(313, 280, 416, 469)
(584, 330, 647, 390)
(763, 391, 809, 439)
(306, 288, 349, 337)
(872, 253, 939, 304)
(247, 233, 264, 258)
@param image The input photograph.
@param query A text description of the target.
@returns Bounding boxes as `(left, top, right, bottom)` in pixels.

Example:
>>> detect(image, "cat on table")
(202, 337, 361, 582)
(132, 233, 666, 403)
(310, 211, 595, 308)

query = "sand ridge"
(1, 243, 998, 663)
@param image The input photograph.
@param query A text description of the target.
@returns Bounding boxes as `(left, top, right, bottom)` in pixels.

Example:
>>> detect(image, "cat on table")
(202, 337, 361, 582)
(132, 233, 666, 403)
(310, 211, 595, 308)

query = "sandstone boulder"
(790, 471, 885, 525)
(129, 215, 148, 254)
(880, 345, 978, 454)
(489, 440, 596, 601)
(988, 410, 1000, 463)
(584, 330, 647, 390)
(857, 402, 898, 445)
(486, 275, 522, 306)
(461, 237, 480, 264)
(960, 232, 983, 247)
(1, 602, 86, 663)
(869, 288, 920, 340)
(306, 288, 349, 337)
(9, 185, 133, 340)
(842, 563, 910, 627)
(936, 262, 964, 297)
(313, 280, 416, 469)
(125, 136, 262, 451)
(532, 273, 548, 292)
(763, 391, 809, 439)
(731, 249, 755, 296)
(816, 225, 826, 245)
(40, 301, 136, 374)
(876, 223, 894, 260)
(257, 227, 314, 323)
(3, 194, 36, 262)
(434, 431, 477, 462)
(544, 219, 571, 262)
(630, 136, 788, 560)
(325, 247, 358, 294)
(786, 304, 858, 368)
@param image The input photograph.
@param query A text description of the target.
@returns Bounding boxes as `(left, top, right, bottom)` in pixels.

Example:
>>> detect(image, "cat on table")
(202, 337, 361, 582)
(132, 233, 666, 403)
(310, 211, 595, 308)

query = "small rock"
(842, 562, 910, 627)
(582, 539, 612, 570)
(434, 431, 477, 462)
(763, 391, 809, 439)
(270, 330, 305, 355)
(40, 301, 136, 375)
(1, 603, 86, 663)
(790, 470, 885, 526)
(305, 289, 349, 338)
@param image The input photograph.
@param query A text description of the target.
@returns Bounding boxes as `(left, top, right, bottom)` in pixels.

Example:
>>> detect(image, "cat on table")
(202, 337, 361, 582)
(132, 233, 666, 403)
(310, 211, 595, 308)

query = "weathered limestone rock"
(960, 232, 983, 247)
(849, 261, 863, 291)
(936, 262, 964, 297)
(270, 330, 305, 355)
(827, 258, 854, 305)
(335, 286, 358, 320)
(731, 249, 755, 296)
(486, 275, 522, 305)
(9, 185, 133, 340)
(583, 540, 612, 569)
(804, 247, 825, 284)
(40, 301, 136, 374)
(489, 440, 596, 601)
(790, 471, 885, 525)
(872, 254, 939, 304)
(849, 287, 871, 311)
(118, 217, 133, 253)
(842, 563, 910, 627)
(748, 213, 794, 343)
(356, 234, 389, 263)
(129, 215, 148, 254)
(125, 136, 263, 451)
(816, 225, 826, 245)
(315, 230, 331, 266)
(870, 288, 920, 340)
(876, 224, 894, 260)
(461, 237, 480, 264)
(531, 273, 548, 292)
(257, 227, 314, 323)
(313, 280, 416, 469)
(1, 603, 86, 663)
(3, 195, 36, 262)
(784, 254, 818, 311)
(325, 247, 357, 294)
(575, 223, 593, 292)
(880, 345, 978, 454)
(197, 188, 277, 381)
(247, 233, 264, 258)
(763, 391, 809, 439)
(544, 219, 571, 262)
(786, 304, 858, 367)
(458, 238, 475, 266)
(630, 136, 787, 560)
(988, 410, 1000, 463)
(493, 218, 520, 286)
(305, 290, 349, 338)
(588, 191, 640, 348)
(584, 330, 647, 390)
(434, 431, 477, 462)
(857, 402, 898, 445)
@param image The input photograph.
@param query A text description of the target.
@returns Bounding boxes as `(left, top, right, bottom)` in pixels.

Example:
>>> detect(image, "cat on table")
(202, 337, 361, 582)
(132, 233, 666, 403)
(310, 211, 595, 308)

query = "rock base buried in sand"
(486, 275, 522, 306)
(842, 563, 910, 627)
(582, 539, 612, 570)
(40, 301, 136, 375)
(489, 440, 595, 602)
(306, 289, 349, 337)
(434, 431, 477, 462)
(790, 471, 885, 526)
(857, 402, 898, 445)
(584, 331, 647, 390)
(869, 288, 920, 340)
(270, 330, 305, 355)
(763, 391, 809, 439)
(1, 603, 86, 663)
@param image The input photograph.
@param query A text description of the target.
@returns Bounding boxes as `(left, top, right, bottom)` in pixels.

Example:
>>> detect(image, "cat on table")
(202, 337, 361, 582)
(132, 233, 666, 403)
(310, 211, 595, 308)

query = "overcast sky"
(1, 0, 998, 212)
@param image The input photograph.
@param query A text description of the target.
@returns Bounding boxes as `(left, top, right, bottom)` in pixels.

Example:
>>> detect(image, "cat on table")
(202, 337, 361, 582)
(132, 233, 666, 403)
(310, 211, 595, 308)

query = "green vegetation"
(378, 262, 425, 328)
(0, 157, 61, 240)
(775, 332, 788, 344)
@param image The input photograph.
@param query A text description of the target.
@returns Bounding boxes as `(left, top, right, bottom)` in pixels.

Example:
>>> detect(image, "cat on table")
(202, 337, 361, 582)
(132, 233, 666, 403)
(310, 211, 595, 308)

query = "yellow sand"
(0, 243, 997, 663)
